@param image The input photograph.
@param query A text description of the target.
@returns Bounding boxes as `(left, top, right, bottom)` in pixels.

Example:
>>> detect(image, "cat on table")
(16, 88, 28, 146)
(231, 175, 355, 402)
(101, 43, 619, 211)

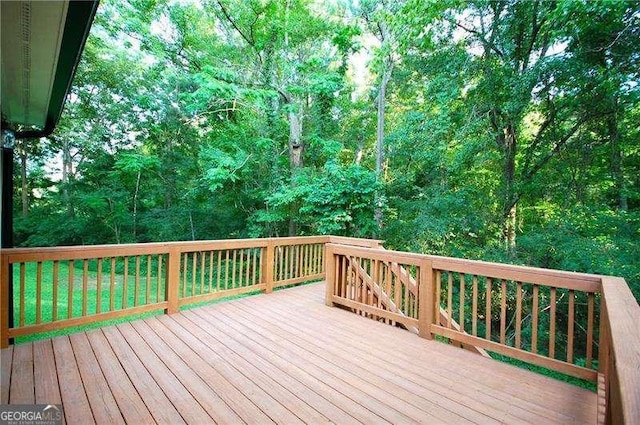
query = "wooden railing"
(598, 277, 640, 425)
(2, 236, 637, 424)
(1, 236, 380, 346)
(325, 242, 639, 425)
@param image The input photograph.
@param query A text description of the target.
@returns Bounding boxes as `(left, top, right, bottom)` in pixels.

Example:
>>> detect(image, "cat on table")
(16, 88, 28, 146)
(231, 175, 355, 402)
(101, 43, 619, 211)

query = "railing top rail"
(0, 236, 333, 263)
(327, 236, 384, 248)
(327, 243, 429, 266)
(426, 254, 602, 292)
(328, 243, 602, 292)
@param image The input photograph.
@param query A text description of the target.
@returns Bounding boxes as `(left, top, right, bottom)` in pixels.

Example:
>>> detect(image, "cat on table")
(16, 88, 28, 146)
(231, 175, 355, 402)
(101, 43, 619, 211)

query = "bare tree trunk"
(61, 138, 75, 217)
(18, 143, 28, 217)
(133, 169, 141, 239)
(374, 65, 392, 235)
(289, 109, 303, 170)
(288, 105, 303, 236)
(189, 210, 196, 240)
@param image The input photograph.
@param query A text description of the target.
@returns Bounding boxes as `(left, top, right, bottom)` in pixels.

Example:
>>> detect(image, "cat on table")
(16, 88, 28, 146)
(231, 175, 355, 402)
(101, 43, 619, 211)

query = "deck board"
(51, 336, 94, 424)
(67, 332, 124, 424)
(1, 282, 598, 424)
(1, 345, 12, 404)
(33, 339, 62, 405)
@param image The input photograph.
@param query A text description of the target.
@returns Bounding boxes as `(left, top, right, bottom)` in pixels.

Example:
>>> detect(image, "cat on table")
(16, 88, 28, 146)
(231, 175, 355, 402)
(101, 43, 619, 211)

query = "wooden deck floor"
(1, 282, 596, 425)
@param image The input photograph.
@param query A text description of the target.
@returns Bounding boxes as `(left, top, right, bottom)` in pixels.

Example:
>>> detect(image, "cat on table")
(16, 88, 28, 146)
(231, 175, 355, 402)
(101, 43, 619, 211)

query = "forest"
(11, 0, 640, 300)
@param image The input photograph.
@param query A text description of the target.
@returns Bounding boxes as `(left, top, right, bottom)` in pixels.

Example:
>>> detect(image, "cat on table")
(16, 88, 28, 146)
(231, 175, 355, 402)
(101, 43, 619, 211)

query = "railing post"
(1, 253, 9, 348)
(325, 244, 335, 307)
(165, 248, 180, 314)
(418, 259, 436, 340)
(264, 241, 275, 294)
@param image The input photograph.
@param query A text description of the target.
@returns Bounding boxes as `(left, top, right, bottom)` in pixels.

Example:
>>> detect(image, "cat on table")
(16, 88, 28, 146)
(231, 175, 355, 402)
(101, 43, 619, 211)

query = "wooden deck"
(1, 282, 596, 425)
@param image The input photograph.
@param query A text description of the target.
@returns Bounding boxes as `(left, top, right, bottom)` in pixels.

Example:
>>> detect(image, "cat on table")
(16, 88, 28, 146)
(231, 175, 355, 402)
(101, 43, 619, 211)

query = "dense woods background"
(12, 0, 640, 300)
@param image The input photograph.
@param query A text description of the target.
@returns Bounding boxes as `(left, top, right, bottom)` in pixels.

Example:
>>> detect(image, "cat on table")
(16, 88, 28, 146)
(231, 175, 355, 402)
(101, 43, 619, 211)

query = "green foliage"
(12, 0, 639, 311)
(250, 162, 378, 237)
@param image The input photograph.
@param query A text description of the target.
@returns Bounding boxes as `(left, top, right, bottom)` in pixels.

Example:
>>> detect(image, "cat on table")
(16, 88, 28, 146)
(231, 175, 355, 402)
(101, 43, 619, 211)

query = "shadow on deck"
(1, 282, 596, 425)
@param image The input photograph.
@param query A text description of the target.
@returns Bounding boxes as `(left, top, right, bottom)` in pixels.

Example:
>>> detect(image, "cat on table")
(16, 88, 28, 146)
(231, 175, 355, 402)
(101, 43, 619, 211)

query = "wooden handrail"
(599, 277, 640, 425)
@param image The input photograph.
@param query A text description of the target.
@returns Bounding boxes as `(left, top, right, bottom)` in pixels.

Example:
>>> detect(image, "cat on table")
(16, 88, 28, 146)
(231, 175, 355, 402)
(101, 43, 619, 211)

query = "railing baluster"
(447, 272, 453, 329)
(568, 289, 575, 363)
(134, 256, 141, 307)
(289, 246, 294, 280)
(110, 258, 116, 311)
(191, 252, 197, 296)
(472, 275, 478, 336)
(182, 253, 187, 298)
(549, 287, 556, 358)
(515, 281, 522, 349)
(97, 258, 103, 314)
(283, 246, 289, 281)
(485, 277, 492, 340)
(157, 255, 163, 303)
(338, 255, 344, 298)
(238, 249, 244, 287)
(586, 292, 594, 368)
(232, 249, 238, 289)
(531, 284, 539, 354)
(208, 252, 214, 293)
(200, 251, 206, 294)
(374, 260, 381, 310)
(216, 251, 222, 292)
(387, 264, 393, 318)
(252, 249, 258, 286)
(435, 270, 441, 325)
(245, 249, 251, 287)
(146, 255, 151, 304)
(82, 259, 89, 316)
(36, 262, 42, 324)
(403, 266, 409, 316)
(52, 261, 59, 321)
(276, 247, 282, 282)
(19, 263, 26, 326)
(500, 279, 507, 345)
(122, 257, 128, 309)
(224, 250, 230, 290)
(68, 260, 74, 319)
(459, 273, 465, 332)
(360, 258, 367, 310)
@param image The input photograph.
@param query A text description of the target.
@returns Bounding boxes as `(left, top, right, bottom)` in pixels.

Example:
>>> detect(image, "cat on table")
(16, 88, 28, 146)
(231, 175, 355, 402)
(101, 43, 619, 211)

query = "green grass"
(11, 260, 168, 343)
(9, 260, 309, 343)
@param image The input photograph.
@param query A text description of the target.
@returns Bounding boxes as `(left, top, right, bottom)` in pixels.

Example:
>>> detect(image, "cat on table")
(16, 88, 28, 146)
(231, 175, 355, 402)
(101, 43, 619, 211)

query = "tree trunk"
(61, 138, 75, 217)
(608, 111, 627, 211)
(354, 134, 364, 165)
(133, 169, 141, 239)
(18, 143, 28, 217)
(289, 108, 303, 170)
(288, 105, 303, 236)
(374, 65, 392, 235)
(500, 123, 518, 254)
